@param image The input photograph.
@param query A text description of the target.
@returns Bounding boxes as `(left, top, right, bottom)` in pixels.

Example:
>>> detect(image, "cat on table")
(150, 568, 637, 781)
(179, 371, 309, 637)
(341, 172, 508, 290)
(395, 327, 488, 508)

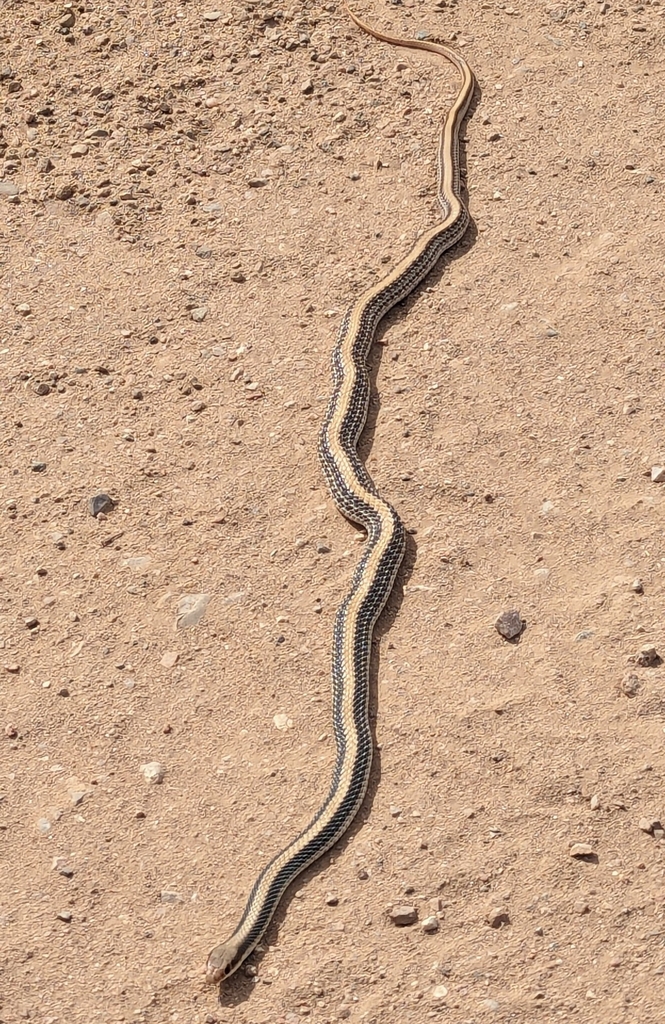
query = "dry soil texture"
(1, 1, 665, 1023)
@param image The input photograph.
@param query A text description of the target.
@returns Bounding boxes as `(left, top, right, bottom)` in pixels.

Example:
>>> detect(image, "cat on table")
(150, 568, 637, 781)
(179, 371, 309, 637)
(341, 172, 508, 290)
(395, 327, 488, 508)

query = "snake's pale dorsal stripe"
(206, 7, 475, 984)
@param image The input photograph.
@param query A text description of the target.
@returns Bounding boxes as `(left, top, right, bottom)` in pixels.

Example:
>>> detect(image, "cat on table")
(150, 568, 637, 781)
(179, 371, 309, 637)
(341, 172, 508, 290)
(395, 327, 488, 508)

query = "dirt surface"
(1, 0, 665, 1021)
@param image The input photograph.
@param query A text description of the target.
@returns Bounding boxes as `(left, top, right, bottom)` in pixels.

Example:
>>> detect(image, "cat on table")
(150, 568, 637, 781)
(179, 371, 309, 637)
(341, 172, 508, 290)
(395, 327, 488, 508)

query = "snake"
(206, 7, 474, 985)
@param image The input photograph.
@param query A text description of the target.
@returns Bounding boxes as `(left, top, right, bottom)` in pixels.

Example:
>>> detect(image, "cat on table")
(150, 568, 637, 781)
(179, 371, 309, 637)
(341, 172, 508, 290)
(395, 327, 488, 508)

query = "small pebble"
(67, 778, 90, 805)
(273, 712, 293, 731)
(52, 857, 74, 878)
(636, 644, 660, 667)
(160, 651, 179, 668)
(388, 905, 418, 926)
(31, 461, 47, 473)
(639, 817, 662, 835)
(70, 143, 88, 157)
(4, 664, 20, 674)
(574, 899, 590, 914)
(56, 910, 73, 922)
(590, 794, 600, 810)
(570, 842, 595, 858)
(325, 894, 339, 906)
(160, 890, 184, 903)
(620, 672, 641, 697)
(421, 915, 439, 933)
(24, 616, 39, 629)
(651, 465, 665, 483)
(301, 79, 314, 94)
(486, 907, 510, 928)
(140, 761, 165, 784)
(190, 306, 208, 322)
(431, 985, 448, 1001)
(88, 493, 115, 517)
(315, 541, 331, 554)
(495, 609, 523, 640)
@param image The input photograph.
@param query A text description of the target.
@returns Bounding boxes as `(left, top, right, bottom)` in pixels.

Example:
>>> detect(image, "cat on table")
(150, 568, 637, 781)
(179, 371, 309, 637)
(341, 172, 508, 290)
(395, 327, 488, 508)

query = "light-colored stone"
(388, 905, 418, 926)
(486, 906, 510, 928)
(160, 890, 184, 903)
(140, 761, 165, 784)
(620, 672, 641, 697)
(570, 842, 595, 858)
(636, 644, 660, 667)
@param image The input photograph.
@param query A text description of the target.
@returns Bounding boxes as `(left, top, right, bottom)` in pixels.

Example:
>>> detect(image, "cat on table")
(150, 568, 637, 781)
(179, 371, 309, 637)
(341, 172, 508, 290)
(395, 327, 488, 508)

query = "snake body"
(206, 9, 474, 985)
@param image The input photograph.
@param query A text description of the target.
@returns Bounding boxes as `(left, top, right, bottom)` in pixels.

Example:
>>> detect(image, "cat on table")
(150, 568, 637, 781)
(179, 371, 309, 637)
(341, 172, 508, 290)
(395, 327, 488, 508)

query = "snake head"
(205, 940, 241, 985)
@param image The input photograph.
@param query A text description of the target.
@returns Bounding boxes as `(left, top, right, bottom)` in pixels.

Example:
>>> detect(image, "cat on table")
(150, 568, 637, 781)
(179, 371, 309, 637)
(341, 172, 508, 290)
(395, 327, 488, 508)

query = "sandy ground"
(1, 0, 665, 1021)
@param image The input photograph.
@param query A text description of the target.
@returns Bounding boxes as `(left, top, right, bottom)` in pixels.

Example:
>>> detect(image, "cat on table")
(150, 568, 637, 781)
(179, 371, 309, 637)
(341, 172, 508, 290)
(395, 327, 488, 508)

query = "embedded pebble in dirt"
(2, 0, 665, 1020)
(140, 762, 165, 785)
(495, 609, 524, 640)
(88, 493, 115, 517)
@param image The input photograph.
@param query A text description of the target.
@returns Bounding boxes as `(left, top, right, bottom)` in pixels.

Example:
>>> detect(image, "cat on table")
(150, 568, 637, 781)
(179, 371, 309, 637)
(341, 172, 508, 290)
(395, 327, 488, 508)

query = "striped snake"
(206, 7, 474, 985)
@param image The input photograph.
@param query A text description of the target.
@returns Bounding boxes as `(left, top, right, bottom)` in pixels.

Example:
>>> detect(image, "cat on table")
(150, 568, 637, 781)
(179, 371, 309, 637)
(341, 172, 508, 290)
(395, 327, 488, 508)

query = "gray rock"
(495, 609, 524, 640)
(88, 493, 115, 517)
